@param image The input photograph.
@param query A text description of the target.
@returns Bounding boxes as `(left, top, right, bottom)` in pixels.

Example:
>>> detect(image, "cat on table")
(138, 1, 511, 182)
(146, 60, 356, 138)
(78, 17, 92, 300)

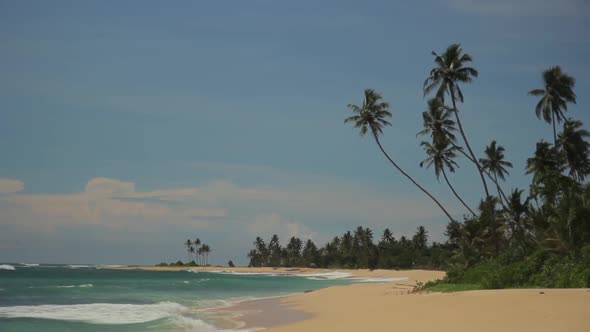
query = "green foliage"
(227, 260, 235, 267)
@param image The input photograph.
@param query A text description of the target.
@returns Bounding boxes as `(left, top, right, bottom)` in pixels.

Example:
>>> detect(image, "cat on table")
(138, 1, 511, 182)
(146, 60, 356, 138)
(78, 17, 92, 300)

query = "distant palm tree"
(185, 239, 192, 263)
(557, 119, 590, 181)
(423, 44, 489, 198)
(189, 245, 195, 263)
(529, 66, 577, 144)
(345, 89, 454, 222)
(480, 141, 514, 204)
(197, 246, 203, 266)
(194, 238, 201, 264)
(381, 228, 394, 244)
(420, 140, 476, 216)
(201, 244, 211, 265)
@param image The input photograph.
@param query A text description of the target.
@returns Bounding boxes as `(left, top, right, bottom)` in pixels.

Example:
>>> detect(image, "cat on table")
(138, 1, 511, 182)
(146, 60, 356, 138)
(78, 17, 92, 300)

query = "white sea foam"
(0, 302, 187, 324)
(68, 265, 93, 269)
(348, 277, 409, 283)
(21, 263, 40, 267)
(297, 271, 352, 280)
(57, 284, 94, 288)
(0, 302, 249, 331)
(0, 264, 15, 270)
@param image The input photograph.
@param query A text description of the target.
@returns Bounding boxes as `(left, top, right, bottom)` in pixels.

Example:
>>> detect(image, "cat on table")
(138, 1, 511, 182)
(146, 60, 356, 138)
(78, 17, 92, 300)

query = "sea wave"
(0, 301, 187, 324)
(68, 264, 94, 269)
(0, 302, 247, 331)
(0, 264, 15, 270)
(57, 284, 94, 288)
(20, 263, 40, 267)
(348, 277, 409, 283)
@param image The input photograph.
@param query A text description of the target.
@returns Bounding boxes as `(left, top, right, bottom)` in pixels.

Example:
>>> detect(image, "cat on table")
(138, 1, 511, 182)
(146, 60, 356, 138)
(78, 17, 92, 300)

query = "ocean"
(0, 263, 395, 331)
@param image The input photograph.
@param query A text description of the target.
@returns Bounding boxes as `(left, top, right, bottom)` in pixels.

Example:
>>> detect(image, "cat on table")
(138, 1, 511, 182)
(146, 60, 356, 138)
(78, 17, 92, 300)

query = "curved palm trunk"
(442, 168, 476, 216)
(449, 86, 498, 256)
(373, 134, 455, 222)
(493, 172, 507, 209)
(449, 87, 490, 197)
(552, 111, 557, 145)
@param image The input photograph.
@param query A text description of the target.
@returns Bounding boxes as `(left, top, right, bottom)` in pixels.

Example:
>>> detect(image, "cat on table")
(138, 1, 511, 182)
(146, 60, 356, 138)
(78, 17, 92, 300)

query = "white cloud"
(0, 178, 24, 194)
(448, 0, 589, 17)
(247, 213, 317, 241)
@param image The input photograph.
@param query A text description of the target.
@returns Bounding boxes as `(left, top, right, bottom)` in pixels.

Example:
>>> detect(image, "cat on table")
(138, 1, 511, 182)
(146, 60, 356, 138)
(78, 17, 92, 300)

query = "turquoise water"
(0, 264, 356, 331)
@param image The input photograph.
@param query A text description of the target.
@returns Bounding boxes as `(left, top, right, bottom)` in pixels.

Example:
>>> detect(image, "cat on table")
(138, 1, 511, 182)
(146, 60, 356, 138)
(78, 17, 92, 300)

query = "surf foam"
(0, 301, 187, 324)
(0, 264, 15, 270)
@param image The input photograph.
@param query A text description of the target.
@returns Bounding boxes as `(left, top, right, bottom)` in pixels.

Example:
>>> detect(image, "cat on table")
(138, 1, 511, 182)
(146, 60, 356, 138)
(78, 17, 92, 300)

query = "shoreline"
(103, 266, 590, 331)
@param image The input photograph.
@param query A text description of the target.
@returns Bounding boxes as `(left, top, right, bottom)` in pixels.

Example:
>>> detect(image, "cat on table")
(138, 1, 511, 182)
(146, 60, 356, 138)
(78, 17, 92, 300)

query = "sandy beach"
(110, 266, 589, 331)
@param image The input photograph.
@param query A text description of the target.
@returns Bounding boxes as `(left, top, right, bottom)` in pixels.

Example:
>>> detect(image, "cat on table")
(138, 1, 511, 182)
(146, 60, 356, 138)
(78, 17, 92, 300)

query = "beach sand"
(263, 283, 590, 332)
(109, 266, 590, 331)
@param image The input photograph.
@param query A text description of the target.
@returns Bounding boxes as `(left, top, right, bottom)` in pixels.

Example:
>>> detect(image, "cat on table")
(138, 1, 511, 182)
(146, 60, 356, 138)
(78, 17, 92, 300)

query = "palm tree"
(526, 141, 563, 180)
(189, 245, 195, 263)
(480, 141, 513, 204)
(194, 238, 201, 264)
(420, 140, 476, 216)
(201, 244, 211, 265)
(480, 141, 513, 256)
(528, 66, 577, 144)
(423, 44, 489, 199)
(557, 119, 590, 181)
(417, 98, 458, 145)
(381, 228, 394, 244)
(345, 89, 454, 222)
(184, 239, 192, 263)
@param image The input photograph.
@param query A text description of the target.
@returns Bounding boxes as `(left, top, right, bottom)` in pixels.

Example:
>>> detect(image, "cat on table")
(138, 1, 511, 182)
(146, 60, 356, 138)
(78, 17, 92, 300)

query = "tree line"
(247, 226, 450, 269)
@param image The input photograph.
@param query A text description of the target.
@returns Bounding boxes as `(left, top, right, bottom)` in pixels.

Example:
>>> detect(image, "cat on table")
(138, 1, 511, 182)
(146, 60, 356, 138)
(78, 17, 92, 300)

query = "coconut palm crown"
(529, 66, 577, 143)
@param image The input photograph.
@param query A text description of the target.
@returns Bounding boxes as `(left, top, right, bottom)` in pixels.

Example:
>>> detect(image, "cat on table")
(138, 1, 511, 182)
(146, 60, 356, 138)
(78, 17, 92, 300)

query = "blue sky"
(1, 0, 589, 265)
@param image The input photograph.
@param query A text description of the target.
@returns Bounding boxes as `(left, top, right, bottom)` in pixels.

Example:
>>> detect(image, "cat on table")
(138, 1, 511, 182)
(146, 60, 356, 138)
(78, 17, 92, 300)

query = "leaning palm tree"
(345, 89, 454, 222)
(526, 141, 563, 180)
(423, 44, 490, 198)
(528, 66, 577, 144)
(557, 119, 590, 181)
(480, 140, 513, 204)
(420, 140, 476, 216)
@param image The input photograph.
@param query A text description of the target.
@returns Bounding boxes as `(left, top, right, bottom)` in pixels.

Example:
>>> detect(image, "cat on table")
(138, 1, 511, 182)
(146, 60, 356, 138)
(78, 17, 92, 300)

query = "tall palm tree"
(194, 238, 201, 264)
(557, 120, 590, 181)
(480, 141, 513, 255)
(417, 98, 458, 145)
(201, 244, 211, 265)
(529, 66, 577, 144)
(480, 141, 513, 201)
(423, 44, 489, 199)
(184, 239, 192, 263)
(345, 89, 454, 222)
(420, 141, 475, 215)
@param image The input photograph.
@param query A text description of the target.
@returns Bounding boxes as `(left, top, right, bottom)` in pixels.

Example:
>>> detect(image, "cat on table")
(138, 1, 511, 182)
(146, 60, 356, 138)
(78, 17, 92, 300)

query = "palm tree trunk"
(373, 134, 455, 222)
(493, 172, 507, 209)
(552, 111, 557, 145)
(449, 87, 490, 197)
(442, 168, 476, 216)
(449, 87, 498, 256)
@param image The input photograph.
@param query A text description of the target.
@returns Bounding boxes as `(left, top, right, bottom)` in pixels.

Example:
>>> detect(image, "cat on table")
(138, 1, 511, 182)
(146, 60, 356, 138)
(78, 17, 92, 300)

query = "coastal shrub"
(155, 262, 169, 267)
(228, 260, 235, 267)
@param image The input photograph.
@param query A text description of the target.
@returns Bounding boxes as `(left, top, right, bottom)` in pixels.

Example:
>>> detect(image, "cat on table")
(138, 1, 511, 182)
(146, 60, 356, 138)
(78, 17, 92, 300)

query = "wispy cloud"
(448, 0, 589, 17)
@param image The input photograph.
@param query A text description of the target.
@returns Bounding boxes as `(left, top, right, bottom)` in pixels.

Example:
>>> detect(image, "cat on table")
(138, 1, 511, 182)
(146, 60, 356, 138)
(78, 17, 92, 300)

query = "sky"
(1, 0, 589, 265)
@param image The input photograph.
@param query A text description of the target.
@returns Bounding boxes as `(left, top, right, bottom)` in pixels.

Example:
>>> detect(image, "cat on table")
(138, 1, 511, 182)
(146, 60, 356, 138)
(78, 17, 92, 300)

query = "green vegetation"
(247, 44, 590, 290)
(154, 238, 213, 267)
